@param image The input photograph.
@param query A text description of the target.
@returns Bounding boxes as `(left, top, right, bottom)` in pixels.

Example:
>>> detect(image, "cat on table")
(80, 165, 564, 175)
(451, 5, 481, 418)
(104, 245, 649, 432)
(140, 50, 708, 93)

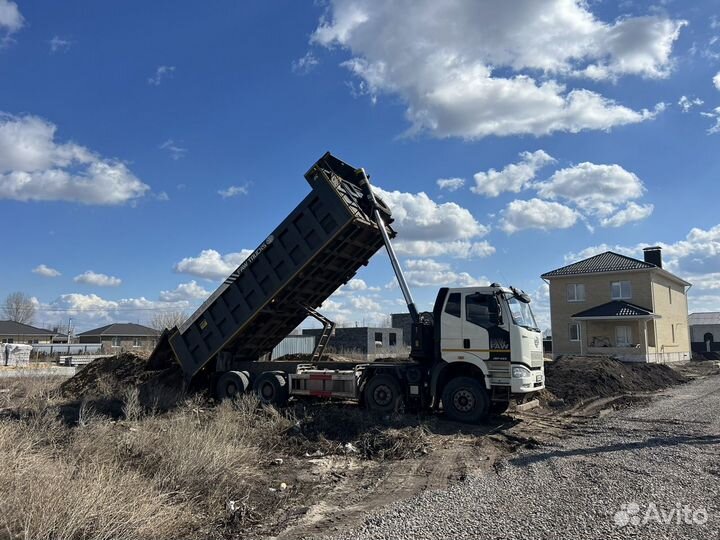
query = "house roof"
(77, 323, 160, 337)
(0, 320, 56, 336)
(542, 251, 655, 278)
(688, 312, 720, 326)
(571, 301, 657, 320)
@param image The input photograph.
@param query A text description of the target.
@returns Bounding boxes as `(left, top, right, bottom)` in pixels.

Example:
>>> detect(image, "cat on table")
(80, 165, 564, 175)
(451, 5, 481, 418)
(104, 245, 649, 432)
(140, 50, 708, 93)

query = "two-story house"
(541, 247, 691, 363)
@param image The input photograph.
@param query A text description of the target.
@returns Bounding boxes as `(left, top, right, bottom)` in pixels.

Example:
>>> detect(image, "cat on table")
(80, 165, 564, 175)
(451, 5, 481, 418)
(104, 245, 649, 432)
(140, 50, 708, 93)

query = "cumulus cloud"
(174, 248, 253, 280)
(311, 0, 681, 138)
(73, 271, 122, 287)
(714, 72, 720, 91)
(678, 95, 704, 113)
(403, 259, 488, 288)
(393, 240, 495, 259)
(702, 107, 720, 134)
(148, 65, 175, 86)
(218, 184, 249, 198)
(0, 113, 149, 204)
(472, 150, 555, 197)
(536, 162, 645, 217)
(0, 0, 23, 39)
(32, 264, 61, 278)
(600, 202, 654, 228)
(349, 296, 382, 312)
(436, 177, 465, 191)
(159, 280, 210, 302)
(500, 198, 579, 233)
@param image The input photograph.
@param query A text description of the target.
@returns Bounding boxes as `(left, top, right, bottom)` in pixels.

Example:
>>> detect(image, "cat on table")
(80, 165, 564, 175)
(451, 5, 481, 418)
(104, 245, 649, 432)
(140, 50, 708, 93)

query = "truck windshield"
(506, 295, 539, 332)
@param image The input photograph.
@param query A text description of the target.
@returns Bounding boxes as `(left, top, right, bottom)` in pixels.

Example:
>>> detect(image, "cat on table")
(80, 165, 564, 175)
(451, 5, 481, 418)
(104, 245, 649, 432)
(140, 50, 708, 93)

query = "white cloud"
(218, 184, 249, 198)
(0, 113, 149, 205)
(600, 202, 654, 228)
(73, 271, 122, 287)
(174, 248, 253, 280)
(32, 264, 60, 278)
(436, 177, 465, 191)
(393, 240, 495, 259)
(349, 296, 382, 312)
(403, 258, 488, 288)
(0, 0, 23, 36)
(714, 72, 720, 91)
(159, 280, 210, 302)
(148, 65, 175, 86)
(500, 198, 579, 233)
(311, 0, 680, 138)
(702, 107, 720, 134)
(374, 186, 487, 241)
(49, 36, 72, 53)
(292, 51, 319, 74)
(159, 139, 187, 160)
(678, 95, 704, 113)
(536, 162, 645, 216)
(471, 150, 555, 197)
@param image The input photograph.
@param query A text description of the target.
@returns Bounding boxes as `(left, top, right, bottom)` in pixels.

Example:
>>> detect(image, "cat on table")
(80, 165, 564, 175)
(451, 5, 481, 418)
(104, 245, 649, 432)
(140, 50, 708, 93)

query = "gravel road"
(320, 375, 720, 540)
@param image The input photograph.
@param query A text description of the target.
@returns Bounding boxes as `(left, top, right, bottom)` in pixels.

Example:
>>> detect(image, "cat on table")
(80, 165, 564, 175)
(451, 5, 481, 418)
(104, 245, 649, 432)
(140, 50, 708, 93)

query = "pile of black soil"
(545, 356, 688, 405)
(59, 353, 186, 419)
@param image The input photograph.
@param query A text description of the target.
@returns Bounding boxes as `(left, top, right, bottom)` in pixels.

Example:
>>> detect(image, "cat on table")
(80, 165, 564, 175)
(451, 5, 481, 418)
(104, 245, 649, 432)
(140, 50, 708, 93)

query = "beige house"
(542, 247, 691, 363)
(77, 323, 160, 353)
(0, 320, 58, 344)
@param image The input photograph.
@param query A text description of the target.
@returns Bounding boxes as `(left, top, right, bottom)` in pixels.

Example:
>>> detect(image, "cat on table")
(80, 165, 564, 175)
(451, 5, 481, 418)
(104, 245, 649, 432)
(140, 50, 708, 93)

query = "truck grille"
(530, 350, 544, 366)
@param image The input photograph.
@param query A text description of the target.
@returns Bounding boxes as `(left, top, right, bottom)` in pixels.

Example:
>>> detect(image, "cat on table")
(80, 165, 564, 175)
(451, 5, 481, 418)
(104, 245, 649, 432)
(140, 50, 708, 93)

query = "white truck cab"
(437, 285, 545, 412)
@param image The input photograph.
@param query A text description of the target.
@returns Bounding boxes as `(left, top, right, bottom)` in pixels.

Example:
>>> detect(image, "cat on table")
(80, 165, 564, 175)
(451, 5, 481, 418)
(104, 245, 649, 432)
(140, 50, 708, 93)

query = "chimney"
(643, 246, 662, 268)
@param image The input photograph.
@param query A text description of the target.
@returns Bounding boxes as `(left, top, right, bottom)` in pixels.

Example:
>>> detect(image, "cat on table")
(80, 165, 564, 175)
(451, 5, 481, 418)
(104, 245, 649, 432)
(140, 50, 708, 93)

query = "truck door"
(462, 292, 500, 361)
(440, 292, 463, 352)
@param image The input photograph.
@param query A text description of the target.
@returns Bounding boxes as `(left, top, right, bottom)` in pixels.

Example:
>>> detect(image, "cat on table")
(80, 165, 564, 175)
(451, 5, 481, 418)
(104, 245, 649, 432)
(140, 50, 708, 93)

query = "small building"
(688, 312, 720, 354)
(391, 313, 413, 346)
(541, 247, 691, 363)
(303, 326, 404, 360)
(0, 320, 58, 344)
(77, 323, 160, 353)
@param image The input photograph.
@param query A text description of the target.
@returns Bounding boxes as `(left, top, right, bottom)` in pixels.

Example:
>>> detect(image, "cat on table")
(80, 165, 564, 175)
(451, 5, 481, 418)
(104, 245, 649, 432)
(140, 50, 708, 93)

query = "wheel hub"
(373, 384, 393, 406)
(261, 383, 274, 399)
(453, 389, 475, 412)
(227, 382, 237, 396)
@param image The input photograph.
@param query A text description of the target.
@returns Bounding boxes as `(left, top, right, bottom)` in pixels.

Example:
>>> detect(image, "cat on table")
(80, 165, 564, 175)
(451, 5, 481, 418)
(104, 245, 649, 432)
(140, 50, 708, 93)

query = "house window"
(444, 293, 461, 318)
(111, 337, 121, 348)
(569, 323, 580, 342)
(374, 332, 383, 345)
(566, 283, 585, 302)
(611, 281, 632, 300)
(132, 337, 141, 348)
(389, 333, 397, 347)
(615, 326, 632, 347)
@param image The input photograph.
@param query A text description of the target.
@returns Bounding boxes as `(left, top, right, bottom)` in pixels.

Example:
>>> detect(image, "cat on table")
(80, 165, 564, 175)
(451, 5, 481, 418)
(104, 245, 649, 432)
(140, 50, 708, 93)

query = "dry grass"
(0, 375, 432, 539)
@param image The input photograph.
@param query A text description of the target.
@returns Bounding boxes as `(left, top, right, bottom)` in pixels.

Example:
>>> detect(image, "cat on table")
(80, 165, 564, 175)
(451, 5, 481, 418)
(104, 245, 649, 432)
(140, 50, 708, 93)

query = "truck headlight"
(512, 366, 531, 379)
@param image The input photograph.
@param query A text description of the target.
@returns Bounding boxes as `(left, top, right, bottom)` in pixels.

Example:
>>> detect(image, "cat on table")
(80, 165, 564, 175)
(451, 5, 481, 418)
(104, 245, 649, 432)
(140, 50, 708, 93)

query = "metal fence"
(31, 343, 103, 356)
(270, 336, 315, 360)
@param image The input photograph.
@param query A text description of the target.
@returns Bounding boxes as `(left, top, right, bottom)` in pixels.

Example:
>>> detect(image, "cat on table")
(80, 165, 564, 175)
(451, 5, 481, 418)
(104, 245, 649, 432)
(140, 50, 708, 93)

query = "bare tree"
(150, 310, 187, 331)
(3, 292, 36, 325)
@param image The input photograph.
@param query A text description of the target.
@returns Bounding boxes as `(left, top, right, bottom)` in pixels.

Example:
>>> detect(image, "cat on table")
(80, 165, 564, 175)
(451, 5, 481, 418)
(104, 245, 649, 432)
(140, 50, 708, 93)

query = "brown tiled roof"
(541, 251, 655, 278)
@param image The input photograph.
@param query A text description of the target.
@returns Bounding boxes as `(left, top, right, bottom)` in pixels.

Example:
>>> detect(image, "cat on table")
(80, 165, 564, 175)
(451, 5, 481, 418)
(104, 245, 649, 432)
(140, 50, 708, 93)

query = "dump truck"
(150, 153, 544, 422)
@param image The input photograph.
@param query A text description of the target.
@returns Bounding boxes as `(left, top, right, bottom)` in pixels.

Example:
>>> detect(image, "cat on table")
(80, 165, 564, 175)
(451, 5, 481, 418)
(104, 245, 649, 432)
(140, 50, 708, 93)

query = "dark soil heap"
(60, 352, 185, 409)
(545, 356, 688, 405)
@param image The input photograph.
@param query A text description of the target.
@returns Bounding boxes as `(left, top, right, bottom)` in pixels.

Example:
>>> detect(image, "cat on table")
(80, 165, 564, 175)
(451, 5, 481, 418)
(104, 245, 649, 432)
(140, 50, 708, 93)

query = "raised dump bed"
(160, 153, 394, 381)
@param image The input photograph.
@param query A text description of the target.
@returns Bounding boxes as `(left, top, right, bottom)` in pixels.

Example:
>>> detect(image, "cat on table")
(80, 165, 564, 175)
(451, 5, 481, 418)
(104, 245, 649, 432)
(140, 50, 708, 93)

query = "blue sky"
(1, 0, 720, 334)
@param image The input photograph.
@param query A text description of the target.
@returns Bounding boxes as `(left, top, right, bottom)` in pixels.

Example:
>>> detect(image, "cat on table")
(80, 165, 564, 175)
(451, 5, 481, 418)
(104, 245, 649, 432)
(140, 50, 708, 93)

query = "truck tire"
(253, 371, 289, 407)
(364, 374, 402, 413)
(216, 371, 250, 400)
(442, 376, 489, 423)
(489, 400, 511, 415)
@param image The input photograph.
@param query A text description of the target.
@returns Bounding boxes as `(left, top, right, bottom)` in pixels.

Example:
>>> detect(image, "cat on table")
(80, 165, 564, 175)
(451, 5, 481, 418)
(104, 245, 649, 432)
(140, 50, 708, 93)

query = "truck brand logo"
(489, 337, 509, 350)
(534, 336, 540, 348)
(227, 236, 274, 283)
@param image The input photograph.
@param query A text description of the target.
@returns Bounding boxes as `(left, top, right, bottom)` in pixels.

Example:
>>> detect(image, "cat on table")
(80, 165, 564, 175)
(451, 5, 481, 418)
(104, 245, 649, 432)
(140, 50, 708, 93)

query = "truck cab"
(432, 284, 545, 420)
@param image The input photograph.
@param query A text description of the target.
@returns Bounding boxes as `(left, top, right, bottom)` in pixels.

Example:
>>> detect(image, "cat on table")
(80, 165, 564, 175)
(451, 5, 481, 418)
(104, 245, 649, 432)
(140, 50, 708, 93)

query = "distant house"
(688, 313, 720, 354)
(77, 323, 160, 353)
(541, 247, 691, 363)
(303, 326, 404, 360)
(0, 320, 58, 344)
(390, 313, 413, 346)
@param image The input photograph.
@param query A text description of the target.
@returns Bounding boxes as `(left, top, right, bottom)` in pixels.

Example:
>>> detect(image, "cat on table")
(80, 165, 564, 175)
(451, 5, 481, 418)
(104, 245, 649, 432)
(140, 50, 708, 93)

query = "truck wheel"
(442, 376, 489, 423)
(364, 374, 402, 413)
(216, 371, 250, 400)
(489, 400, 511, 415)
(253, 372, 289, 407)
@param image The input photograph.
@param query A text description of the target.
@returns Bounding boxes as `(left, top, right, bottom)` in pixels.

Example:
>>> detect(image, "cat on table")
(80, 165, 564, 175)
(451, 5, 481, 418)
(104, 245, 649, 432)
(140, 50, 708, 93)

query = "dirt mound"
(545, 356, 688, 405)
(60, 353, 185, 409)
